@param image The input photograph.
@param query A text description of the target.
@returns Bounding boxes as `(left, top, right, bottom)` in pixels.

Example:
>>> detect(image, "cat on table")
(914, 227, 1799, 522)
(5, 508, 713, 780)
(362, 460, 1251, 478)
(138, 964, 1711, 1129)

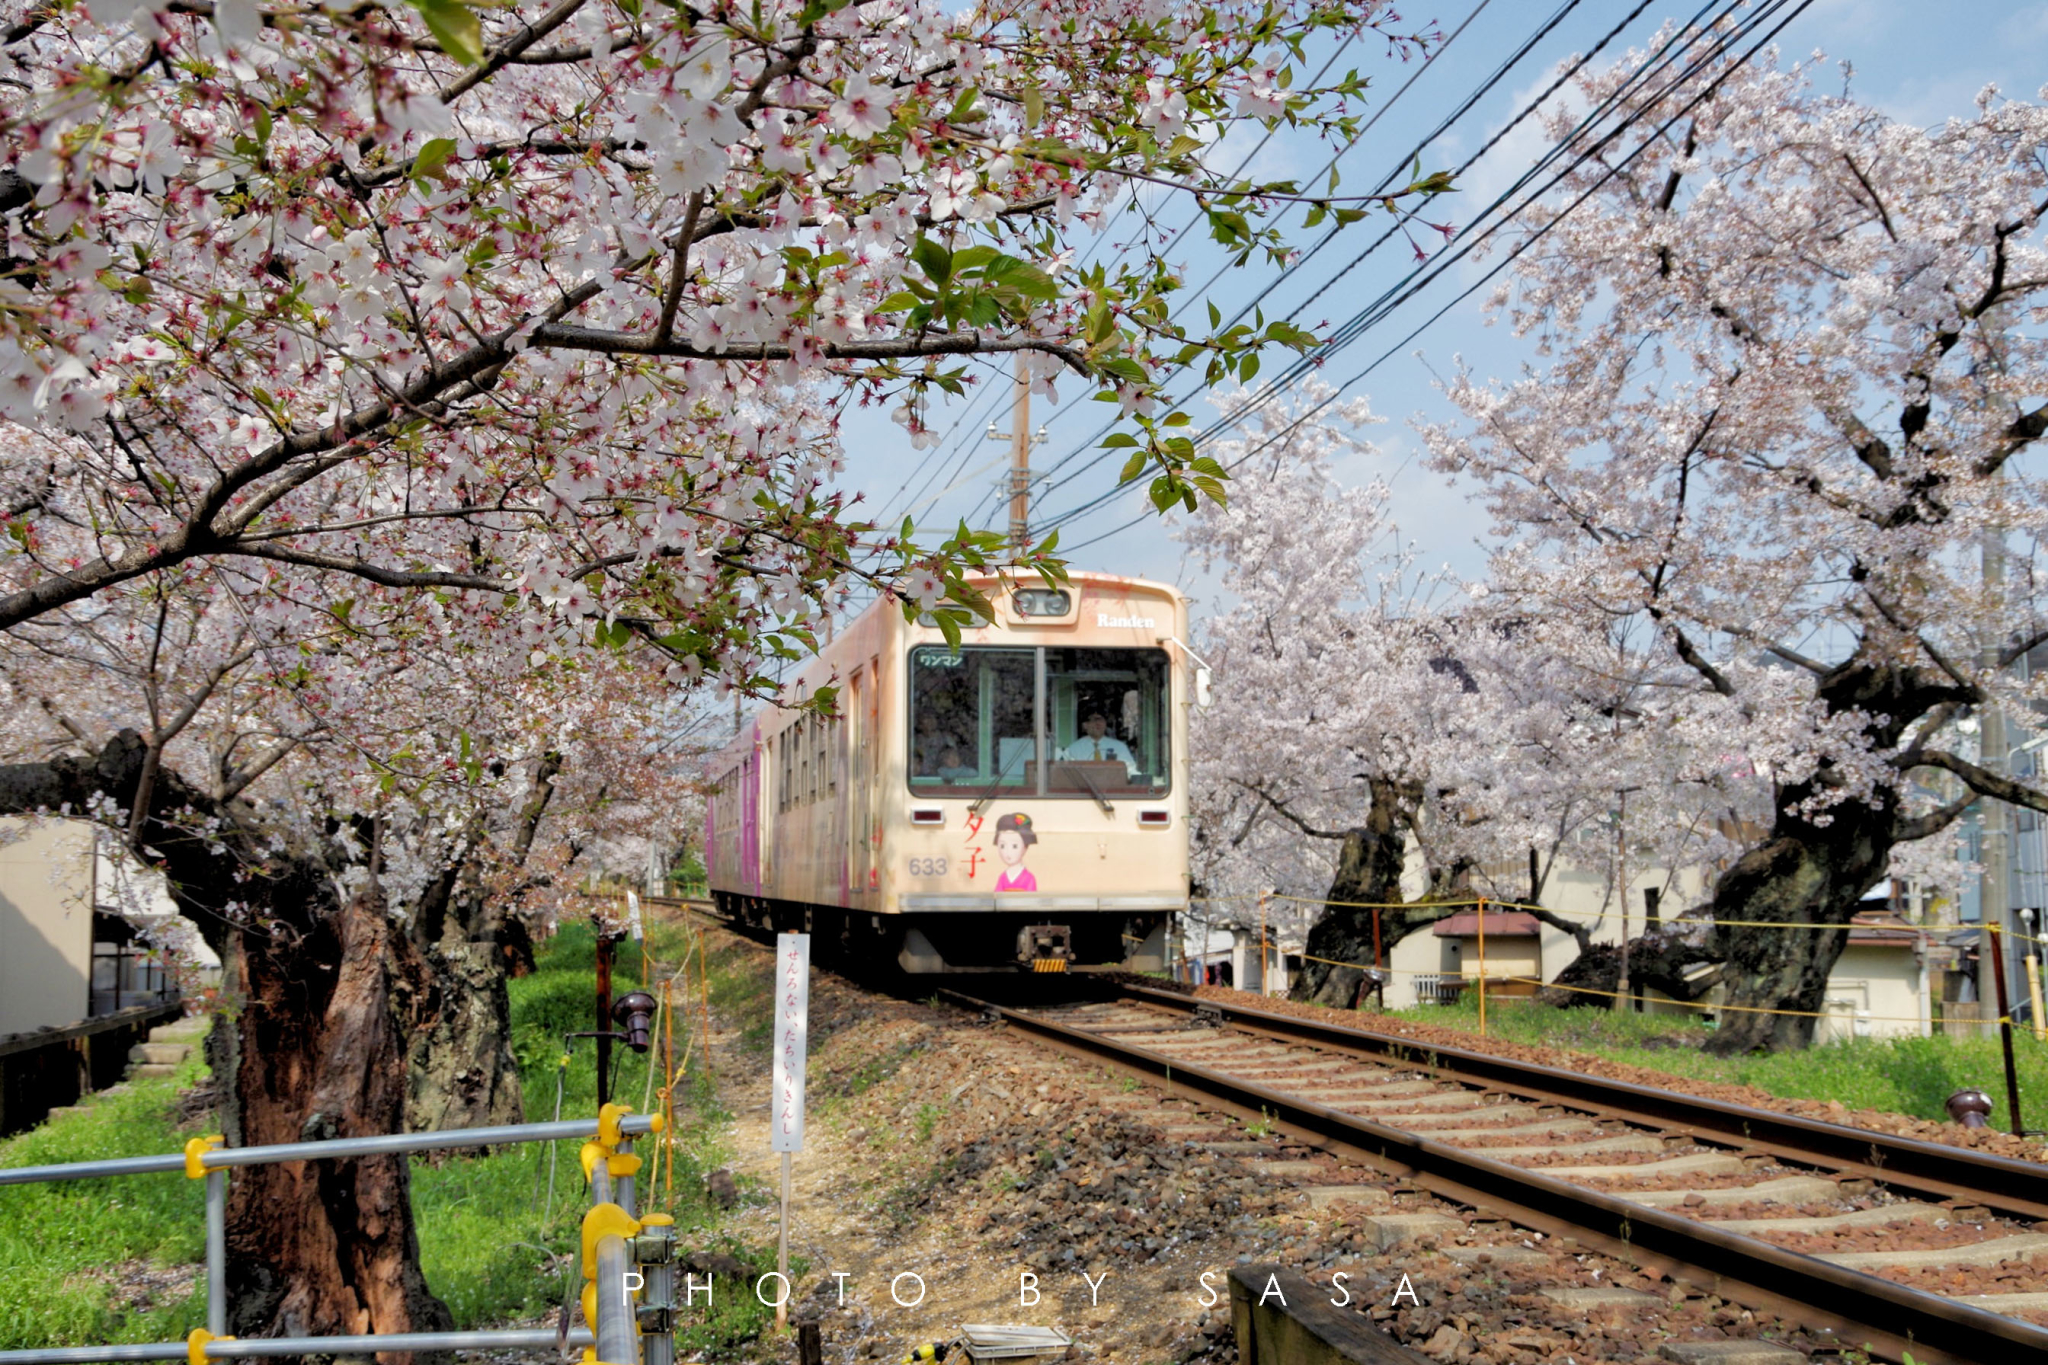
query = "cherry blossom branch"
(525, 324, 1094, 373)
(1894, 748, 2048, 816)
(440, 0, 593, 105)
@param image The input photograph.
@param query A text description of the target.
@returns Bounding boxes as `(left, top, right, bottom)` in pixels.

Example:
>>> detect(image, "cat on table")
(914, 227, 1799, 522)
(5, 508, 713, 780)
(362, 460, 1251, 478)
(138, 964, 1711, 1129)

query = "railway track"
(653, 894, 2048, 1362)
(952, 983, 2048, 1365)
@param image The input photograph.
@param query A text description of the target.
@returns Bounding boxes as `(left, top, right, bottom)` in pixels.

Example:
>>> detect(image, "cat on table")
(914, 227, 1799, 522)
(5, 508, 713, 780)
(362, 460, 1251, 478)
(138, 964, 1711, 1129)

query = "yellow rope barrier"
(1273, 949, 1969, 1027)
(1496, 974, 1981, 1027)
(1188, 892, 2048, 948)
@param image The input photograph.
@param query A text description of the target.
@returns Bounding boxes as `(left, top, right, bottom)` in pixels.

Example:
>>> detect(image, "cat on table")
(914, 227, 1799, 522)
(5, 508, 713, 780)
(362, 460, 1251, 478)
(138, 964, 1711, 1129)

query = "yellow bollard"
(1477, 898, 1487, 1038)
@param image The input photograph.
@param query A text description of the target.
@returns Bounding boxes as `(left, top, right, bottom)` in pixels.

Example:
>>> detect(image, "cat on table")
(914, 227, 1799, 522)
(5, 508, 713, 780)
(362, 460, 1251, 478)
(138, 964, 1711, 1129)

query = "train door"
(740, 732, 762, 896)
(849, 663, 874, 900)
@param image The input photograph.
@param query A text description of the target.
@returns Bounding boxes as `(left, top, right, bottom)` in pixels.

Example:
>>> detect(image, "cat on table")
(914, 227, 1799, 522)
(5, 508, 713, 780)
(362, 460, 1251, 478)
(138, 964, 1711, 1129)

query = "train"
(704, 571, 1201, 973)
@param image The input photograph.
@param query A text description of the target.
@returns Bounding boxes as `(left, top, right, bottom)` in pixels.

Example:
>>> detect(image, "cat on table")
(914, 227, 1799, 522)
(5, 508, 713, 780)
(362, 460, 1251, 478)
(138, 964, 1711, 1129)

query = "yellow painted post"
(1258, 892, 1270, 995)
(1477, 898, 1487, 1038)
(2028, 952, 2047, 1044)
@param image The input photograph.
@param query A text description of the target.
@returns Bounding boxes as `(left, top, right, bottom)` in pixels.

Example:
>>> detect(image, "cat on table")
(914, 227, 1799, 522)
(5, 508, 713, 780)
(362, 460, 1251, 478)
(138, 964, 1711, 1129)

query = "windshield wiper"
(1065, 763, 1115, 815)
(969, 752, 1027, 816)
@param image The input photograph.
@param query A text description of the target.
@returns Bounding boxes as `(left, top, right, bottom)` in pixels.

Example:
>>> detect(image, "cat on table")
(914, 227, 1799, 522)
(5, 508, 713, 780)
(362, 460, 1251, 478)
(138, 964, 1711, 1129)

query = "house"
(0, 817, 210, 1135)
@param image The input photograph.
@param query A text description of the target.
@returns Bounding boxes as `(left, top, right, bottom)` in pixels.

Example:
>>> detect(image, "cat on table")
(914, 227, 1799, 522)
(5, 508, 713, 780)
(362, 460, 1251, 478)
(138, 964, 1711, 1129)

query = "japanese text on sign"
(771, 932, 810, 1153)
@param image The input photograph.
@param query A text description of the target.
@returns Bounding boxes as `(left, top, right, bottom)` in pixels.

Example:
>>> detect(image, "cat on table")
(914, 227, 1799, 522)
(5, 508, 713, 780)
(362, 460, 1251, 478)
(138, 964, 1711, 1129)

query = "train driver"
(1059, 711, 1139, 776)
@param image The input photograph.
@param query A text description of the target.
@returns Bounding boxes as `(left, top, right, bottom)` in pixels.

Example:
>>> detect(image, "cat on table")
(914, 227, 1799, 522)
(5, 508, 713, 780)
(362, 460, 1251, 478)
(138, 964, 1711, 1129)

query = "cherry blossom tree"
(1426, 43, 2048, 1051)
(0, 558, 702, 1339)
(1183, 384, 1764, 1006)
(0, 0, 1456, 1336)
(0, 0, 1444, 670)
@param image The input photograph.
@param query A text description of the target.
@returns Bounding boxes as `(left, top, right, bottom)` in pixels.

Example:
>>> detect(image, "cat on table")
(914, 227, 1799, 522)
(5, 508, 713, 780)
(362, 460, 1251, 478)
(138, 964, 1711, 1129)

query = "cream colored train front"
(705, 572, 1194, 973)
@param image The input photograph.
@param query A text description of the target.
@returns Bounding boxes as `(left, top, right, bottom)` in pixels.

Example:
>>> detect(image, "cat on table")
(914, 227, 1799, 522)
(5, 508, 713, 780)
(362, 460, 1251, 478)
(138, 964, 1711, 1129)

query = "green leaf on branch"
(412, 137, 457, 182)
(411, 0, 483, 65)
(910, 235, 952, 288)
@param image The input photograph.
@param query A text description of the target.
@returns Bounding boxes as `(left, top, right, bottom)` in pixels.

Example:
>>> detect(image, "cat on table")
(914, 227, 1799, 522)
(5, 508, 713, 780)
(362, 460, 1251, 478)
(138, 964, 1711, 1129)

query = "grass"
(1380, 995, 2048, 1135)
(0, 1051, 211, 1348)
(1, 912, 783, 1351)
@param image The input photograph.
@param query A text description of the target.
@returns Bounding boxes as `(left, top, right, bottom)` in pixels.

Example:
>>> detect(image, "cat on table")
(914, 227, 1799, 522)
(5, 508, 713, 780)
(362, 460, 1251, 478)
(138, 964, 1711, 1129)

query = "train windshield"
(908, 646, 1170, 798)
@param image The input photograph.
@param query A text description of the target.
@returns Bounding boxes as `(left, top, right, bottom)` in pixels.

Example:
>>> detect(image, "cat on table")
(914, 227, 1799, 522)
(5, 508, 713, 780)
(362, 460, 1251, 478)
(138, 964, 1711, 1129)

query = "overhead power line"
(1047, 0, 1816, 555)
(1023, 0, 1708, 527)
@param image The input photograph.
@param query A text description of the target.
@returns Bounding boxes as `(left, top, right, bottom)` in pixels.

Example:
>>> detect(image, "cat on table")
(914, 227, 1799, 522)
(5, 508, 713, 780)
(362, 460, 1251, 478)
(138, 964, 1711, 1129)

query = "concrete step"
(1357, 1212, 1464, 1250)
(129, 1042, 191, 1065)
(1702, 1202, 1946, 1237)
(1659, 1344, 1804, 1365)
(1298, 1186, 1393, 1211)
(1443, 1245, 1548, 1268)
(1412, 1117, 1599, 1141)
(1540, 1287, 1662, 1308)
(1548, 1151, 1746, 1180)
(1492, 1133, 1665, 1160)
(149, 1017, 208, 1044)
(1952, 1291, 2048, 1311)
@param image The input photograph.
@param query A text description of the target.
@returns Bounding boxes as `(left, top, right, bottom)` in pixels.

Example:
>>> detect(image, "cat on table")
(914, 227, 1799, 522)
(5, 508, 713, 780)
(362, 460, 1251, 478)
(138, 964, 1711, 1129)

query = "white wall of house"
(1814, 943, 1924, 1041)
(0, 818, 97, 1036)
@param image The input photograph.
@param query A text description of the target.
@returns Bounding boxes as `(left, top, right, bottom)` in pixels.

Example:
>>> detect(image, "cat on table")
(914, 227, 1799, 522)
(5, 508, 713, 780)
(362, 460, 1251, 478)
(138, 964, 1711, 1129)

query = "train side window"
(909, 645, 1037, 797)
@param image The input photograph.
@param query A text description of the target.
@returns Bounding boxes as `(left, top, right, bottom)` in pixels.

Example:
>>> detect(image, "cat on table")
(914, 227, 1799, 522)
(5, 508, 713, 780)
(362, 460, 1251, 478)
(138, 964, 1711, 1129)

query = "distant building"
(0, 817, 212, 1134)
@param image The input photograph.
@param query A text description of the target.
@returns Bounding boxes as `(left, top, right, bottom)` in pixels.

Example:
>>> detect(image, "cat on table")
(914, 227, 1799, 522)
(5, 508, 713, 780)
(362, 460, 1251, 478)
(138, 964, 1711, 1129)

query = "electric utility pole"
(987, 355, 1047, 549)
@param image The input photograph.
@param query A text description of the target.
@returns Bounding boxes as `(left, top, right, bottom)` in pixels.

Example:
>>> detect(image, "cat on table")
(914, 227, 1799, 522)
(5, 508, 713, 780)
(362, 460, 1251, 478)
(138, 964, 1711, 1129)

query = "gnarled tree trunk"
(1699, 659, 1926, 1055)
(1701, 802, 1891, 1053)
(406, 871, 524, 1134)
(1292, 776, 1462, 1006)
(404, 753, 558, 1132)
(216, 892, 455, 1349)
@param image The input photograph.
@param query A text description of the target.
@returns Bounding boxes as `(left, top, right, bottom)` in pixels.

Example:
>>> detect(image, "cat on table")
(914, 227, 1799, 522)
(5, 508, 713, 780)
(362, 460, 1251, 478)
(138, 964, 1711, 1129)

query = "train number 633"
(907, 857, 949, 876)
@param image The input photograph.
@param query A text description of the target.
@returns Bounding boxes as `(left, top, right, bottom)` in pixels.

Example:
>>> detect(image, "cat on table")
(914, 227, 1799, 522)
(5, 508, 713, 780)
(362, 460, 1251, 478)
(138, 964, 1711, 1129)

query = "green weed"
(1385, 995, 2048, 1133)
(914, 1102, 942, 1142)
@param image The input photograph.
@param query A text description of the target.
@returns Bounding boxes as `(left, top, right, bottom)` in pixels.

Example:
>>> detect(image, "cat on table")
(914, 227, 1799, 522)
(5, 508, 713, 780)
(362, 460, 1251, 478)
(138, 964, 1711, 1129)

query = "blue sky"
(829, 0, 2048, 615)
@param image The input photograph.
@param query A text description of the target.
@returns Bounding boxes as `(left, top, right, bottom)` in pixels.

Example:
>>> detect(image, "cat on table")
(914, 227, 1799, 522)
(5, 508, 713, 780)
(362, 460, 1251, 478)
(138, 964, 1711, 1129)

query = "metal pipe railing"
(594, 1234, 640, 1365)
(0, 1113, 662, 1187)
(1, 1104, 668, 1364)
(203, 1168, 226, 1335)
(0, 1329, 599, 1364)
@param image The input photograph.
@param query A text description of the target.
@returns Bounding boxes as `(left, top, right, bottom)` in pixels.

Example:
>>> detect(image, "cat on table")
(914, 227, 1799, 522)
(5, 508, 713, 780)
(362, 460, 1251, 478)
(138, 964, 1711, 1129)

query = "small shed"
(1433, 910, 1543, 997)
(1816, 912, 1924, 1042)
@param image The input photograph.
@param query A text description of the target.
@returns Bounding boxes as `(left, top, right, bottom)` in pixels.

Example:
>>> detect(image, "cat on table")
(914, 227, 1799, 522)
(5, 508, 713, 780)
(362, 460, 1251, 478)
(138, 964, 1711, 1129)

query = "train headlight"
(1012, 588, 1071, 616)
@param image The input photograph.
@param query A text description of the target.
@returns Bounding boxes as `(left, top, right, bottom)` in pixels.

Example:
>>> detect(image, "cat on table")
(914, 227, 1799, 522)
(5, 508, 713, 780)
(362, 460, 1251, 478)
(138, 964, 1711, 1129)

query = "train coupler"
(1017, 924, 1072, 972)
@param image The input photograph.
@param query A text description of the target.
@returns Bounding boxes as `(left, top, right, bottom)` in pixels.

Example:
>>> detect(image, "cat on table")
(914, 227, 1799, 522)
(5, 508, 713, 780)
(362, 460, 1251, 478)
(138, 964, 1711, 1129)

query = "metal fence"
(0, 1103, 675, 1365)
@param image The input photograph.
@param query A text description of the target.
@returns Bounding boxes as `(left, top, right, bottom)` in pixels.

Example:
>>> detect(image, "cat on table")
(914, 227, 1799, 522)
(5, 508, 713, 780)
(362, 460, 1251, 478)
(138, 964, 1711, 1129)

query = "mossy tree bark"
(404, 752, 558, 1132)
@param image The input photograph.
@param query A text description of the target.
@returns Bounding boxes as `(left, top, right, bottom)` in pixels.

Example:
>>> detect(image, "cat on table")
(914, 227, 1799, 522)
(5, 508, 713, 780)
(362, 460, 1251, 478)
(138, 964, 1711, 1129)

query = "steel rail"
(1112, 984, 2048, 1221)
(948, 989, 2048, 1365)
(0, 1113, 663, 1187)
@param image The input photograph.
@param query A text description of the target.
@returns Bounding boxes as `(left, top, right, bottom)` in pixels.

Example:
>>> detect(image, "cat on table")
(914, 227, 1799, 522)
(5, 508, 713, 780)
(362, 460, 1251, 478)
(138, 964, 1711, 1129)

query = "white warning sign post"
(771, 932, 809, 1328)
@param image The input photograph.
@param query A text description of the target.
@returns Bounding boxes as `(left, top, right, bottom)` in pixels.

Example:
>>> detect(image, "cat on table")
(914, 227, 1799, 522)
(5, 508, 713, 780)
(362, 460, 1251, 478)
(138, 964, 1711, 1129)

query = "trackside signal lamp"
(612, 992, 658, 1052)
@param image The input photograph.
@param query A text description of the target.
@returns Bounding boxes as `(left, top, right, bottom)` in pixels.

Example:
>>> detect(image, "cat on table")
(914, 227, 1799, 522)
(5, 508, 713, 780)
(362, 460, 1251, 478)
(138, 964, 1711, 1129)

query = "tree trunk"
(216, 893, 456, 1353)
(0, 735, 454, 1350)
(1701, 810, 1887, 1054)
(1291, 776, 1459, 1006)
(1537, 925, 1721, 1009)
(406, 919, 524, 1134)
